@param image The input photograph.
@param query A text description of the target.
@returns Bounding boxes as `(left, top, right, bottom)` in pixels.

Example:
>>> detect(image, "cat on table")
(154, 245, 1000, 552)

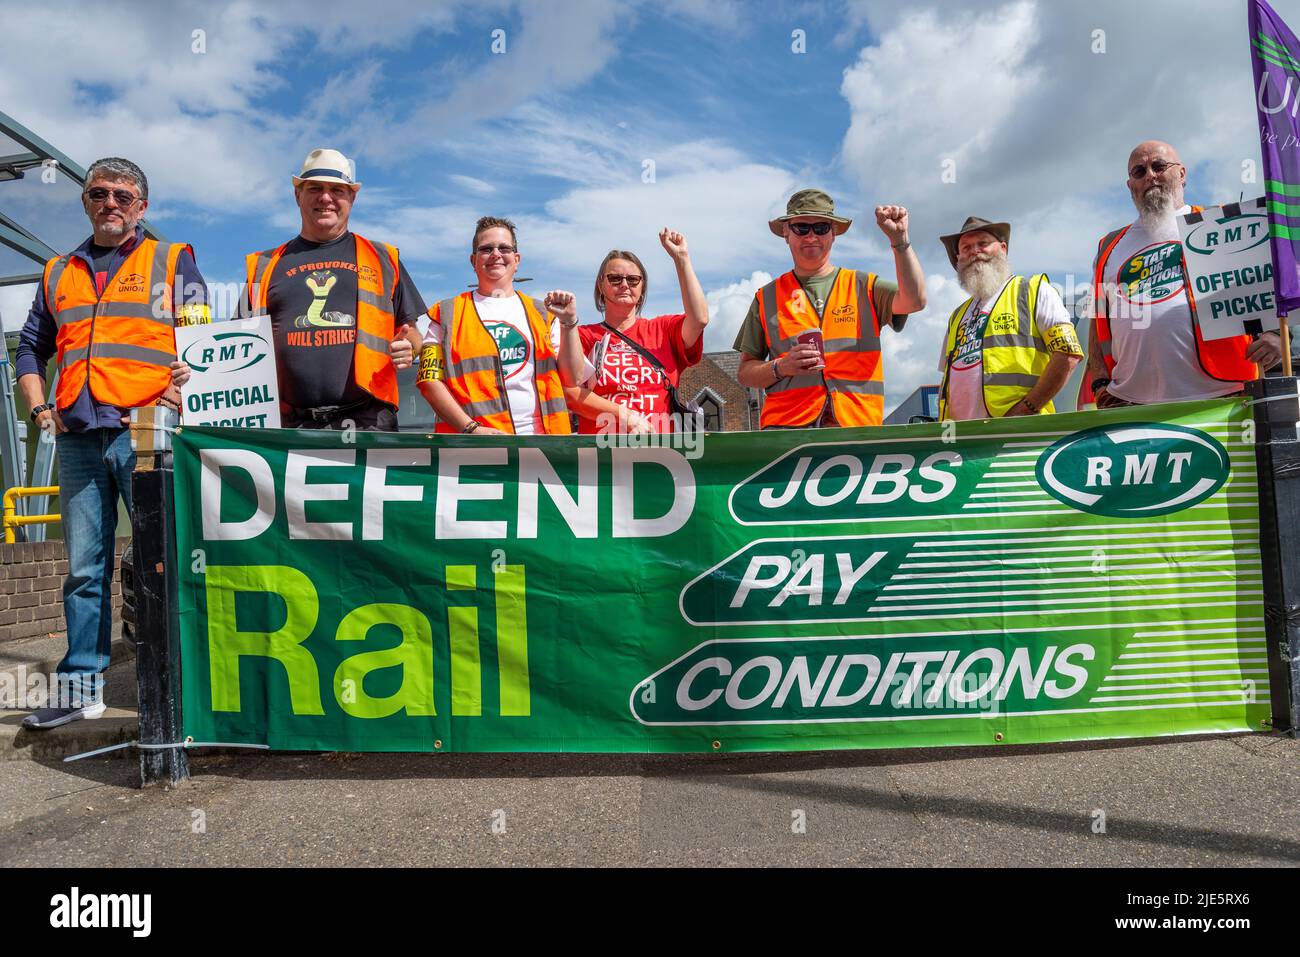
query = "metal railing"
(2, 485, 59, 543)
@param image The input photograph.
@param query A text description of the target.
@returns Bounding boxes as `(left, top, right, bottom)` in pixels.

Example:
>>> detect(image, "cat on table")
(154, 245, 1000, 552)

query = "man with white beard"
(936, 216, 1082, 420)
(1088, 140, 1282, 408)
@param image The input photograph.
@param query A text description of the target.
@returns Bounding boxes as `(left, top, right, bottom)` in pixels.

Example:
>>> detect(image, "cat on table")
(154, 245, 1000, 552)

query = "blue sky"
(2, 0, 1298, 411)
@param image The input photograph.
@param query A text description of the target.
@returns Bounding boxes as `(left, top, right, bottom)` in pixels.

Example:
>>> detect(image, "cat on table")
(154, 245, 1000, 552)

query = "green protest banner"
(172, 399, 1272, 753)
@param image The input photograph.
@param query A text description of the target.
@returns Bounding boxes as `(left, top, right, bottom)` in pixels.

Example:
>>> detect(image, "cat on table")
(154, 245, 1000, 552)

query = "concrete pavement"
(1, 629, 1296, 866)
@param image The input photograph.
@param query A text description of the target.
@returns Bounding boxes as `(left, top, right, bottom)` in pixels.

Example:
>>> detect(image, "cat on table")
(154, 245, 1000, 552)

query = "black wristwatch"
(1090, 377, 1111, 393)
(29, 402, 55, 422)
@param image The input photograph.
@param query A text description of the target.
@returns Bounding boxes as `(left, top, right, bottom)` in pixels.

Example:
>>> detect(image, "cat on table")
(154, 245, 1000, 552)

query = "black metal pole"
(1247, 375, 1299, 735)
(132, 461, 189, 786)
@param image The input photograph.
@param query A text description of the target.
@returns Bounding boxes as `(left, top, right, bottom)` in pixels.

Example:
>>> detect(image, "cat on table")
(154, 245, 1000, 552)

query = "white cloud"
(705, 271, 773, 352)
(838, 0, 1300, 414)
(881, 272, 966, 415)
(0, 284, 38, 334)
(448, 175, 498, 197)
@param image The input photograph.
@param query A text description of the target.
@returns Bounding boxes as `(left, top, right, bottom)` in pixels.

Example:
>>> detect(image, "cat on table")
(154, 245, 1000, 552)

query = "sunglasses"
(1129, 160, 1182, 179)
(84, 187, 140, 206)
(476, 244, 517, 255)
(788, 222, 833, 236)
(605, 274, 643, 287)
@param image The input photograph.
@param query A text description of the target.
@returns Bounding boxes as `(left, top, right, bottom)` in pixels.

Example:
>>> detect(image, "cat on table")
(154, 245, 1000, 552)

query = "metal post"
(132, 457, 188, 786)
(1247, 375, 1300, 734)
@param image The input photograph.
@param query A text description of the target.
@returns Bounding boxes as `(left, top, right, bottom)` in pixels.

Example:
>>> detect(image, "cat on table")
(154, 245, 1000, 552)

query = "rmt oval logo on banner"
(1036, 423, 1229, 517)
(1182, 212, 1271, 256)
(179, 331, 268, 374)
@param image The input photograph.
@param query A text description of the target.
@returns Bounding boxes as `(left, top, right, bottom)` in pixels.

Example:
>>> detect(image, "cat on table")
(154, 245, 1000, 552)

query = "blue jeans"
(54, 428, 135, 705)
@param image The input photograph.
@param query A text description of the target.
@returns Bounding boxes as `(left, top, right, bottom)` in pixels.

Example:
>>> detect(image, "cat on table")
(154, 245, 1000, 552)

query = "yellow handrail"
(2, 486, 60, 544)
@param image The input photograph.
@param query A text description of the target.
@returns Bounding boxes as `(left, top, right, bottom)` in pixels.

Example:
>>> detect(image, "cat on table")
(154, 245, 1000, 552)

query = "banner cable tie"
(1244, 392, 1300, 407)
(63, 739, 272, 763)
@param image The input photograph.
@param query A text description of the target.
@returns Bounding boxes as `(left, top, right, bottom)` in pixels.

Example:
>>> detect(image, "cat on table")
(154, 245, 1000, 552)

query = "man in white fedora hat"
(240, 148, 425, 430)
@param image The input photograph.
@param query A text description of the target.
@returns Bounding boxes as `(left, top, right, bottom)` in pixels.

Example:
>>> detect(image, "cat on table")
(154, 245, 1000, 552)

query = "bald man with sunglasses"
(734, 188, 926, 429)
(1088, 140, 1283, 408)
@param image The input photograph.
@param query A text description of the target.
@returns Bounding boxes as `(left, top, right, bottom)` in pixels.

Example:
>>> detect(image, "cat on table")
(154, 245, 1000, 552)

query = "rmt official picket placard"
(175, 316, 282, 429)
(1179, 198, 1282, 341)
(172, 400, 1270, 753)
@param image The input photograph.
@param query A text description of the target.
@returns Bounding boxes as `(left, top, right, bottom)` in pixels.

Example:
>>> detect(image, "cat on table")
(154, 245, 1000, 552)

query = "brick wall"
(679, 351, 762, 432)
(0, 538, 127, 643)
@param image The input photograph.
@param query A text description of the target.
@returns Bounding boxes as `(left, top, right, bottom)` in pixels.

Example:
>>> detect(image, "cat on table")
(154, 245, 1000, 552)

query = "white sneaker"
(21, 701, 107, 730)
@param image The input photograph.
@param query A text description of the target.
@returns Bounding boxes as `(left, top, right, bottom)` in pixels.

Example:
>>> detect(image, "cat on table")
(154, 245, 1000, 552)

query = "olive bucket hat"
(768, 188, 853, 236)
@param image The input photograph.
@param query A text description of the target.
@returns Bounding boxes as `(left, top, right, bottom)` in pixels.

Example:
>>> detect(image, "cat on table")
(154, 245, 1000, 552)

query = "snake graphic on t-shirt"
(293, 270, 356, 329)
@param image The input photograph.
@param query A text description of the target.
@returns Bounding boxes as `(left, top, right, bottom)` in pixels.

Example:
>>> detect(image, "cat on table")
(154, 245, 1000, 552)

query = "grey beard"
(1136, 186, 1178, 231)
(958, 260, 1011, 302)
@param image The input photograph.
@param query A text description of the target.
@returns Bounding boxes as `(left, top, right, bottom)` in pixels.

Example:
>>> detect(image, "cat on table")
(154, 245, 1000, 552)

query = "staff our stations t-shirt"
(937, 277, 1076, 420)
(575, 314, 703, 433)
(422, 291, 560, 435)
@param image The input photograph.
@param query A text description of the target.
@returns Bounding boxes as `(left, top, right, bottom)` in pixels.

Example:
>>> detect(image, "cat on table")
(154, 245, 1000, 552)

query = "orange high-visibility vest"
(45, 238, 188, 411)
(1092, 210, 1258, 384)
(757, 269, 883, 428)
(245, 233, 401, 407)
(427, 291, 572, 434)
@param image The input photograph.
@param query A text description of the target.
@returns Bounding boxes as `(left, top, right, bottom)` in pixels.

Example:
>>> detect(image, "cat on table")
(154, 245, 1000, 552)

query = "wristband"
(559, 317, 579, 328)
(461, 420, 480, 434)
(772, 357, 784, 381)
(1090, 377, 1111, 393)
(891, 240, 911, 251)
(29, 402, 55, 423)
(1019, 396, 1040, 414)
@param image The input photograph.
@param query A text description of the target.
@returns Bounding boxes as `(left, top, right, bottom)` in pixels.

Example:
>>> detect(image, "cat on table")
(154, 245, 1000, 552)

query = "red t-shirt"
(575, 314, 704, 433)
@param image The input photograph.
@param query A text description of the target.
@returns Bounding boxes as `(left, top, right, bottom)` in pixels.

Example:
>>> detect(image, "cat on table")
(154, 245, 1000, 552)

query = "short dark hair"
(594, 250, 647, 314)
(473, 216, 518, 252)
(86, 157, 148, 200)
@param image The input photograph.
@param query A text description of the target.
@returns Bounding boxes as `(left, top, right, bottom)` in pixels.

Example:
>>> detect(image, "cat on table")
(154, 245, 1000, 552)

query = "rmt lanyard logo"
(49, 887, 151, 937)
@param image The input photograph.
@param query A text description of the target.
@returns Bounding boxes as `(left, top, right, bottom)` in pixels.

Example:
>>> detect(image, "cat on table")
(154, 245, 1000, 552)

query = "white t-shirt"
(424, 291, 561, 435)
(937, 277, 1076, 420)
(1095, 208, 1242, 404)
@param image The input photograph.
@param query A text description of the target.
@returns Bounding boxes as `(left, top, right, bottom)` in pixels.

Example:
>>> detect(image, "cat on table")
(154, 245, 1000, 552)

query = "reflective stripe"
(760, 281, 780, 350)
(53, 303, 95, 327)
(358, 288, 389, 309)
(356, 329, 390, 354)
(446, 354, 499, 377)
(540, 397, 569, 417)
(768, 373, 823, 394)
(826, 378, 885, 396)
(150, 241, 173, 319)
(59, 346, 89, 368)
(1015, 274, 1031, 338)
(984, 372, 1040, 388)
(46, 258, 68, 308)
(463, 396, 511, 418)
(535, 356, 559, 375)
(95, 301, 172, 324)
(823, 337, 857, 352)
(983, 334, 1047, 351)
(249, 250, 276, 311)
(88, 343, 174, 367)
(376, 245, 396, 299)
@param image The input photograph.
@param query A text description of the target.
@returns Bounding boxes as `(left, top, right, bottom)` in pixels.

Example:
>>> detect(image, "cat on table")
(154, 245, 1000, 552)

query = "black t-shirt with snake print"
(266, 232, 427, 410)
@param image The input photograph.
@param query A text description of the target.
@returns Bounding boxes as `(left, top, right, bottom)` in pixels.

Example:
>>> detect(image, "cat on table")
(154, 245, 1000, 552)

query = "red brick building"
(679, 351, 762, 432)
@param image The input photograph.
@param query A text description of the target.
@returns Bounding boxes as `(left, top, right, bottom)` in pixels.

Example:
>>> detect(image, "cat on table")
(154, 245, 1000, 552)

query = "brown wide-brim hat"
(940, 216, 1010, 271)
(768, 188, 852, 237)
